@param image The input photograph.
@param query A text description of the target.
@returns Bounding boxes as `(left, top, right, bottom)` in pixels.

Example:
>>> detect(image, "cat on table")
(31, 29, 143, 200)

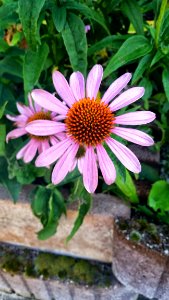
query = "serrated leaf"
(104, 35, 153, 79)
(52, 5, 67, 32)
(131, 54, 152, 84)
(61, 13, 87, 75)
(64, 1, 109, 34)
(23, 43, 49, 95)
(148, 180, 169, 212)
(18, 0, 46, 50)
(162, 67, 169, 102)
(121, 0, 144, 35)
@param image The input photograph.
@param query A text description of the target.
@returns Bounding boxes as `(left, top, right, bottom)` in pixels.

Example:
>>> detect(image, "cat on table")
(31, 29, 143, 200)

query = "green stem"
(155, 0, 168, 48)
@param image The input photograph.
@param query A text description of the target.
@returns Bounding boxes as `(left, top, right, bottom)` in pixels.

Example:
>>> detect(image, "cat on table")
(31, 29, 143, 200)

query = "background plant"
(0, 0, 169, 240)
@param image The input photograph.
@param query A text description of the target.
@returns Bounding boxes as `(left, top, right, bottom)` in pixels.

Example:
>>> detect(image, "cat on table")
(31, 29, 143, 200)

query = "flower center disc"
(65, 98, 114, 146)
(27, 111, 52, 141)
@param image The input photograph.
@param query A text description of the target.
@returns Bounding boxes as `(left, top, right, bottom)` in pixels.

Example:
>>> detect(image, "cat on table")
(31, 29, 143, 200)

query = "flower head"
(26, 65, 156, 192)
(6, 94, 65, 163)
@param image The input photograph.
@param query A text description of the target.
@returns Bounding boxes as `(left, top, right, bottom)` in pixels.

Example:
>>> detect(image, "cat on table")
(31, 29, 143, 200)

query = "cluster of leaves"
(0, 0, 169, 240)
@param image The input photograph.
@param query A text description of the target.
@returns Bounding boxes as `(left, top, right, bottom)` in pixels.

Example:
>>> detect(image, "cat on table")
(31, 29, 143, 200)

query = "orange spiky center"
(65, 98, 114, 146)
(27, 111, 52, 141)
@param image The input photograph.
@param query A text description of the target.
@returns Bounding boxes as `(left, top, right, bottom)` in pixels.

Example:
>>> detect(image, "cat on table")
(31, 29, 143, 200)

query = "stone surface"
(112, 223, 168, 299)
(0, 270, 138, 300)
(0, 186, 130, 263)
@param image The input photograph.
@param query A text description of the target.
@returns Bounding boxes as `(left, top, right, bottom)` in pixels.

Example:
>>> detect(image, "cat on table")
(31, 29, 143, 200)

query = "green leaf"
(139, 77, 153, 109)
(62, 13, 87, 75)
(104, 35, 153, 79)
(131, 54, 152, 84)
(0, 39, 9, 52)
(18, 0, 46, 50)
(67, 178, 92, 241)
(0, 157, 21, 203)
(162, 67, 169, 101)
(148, 180, 169, 212)
(0, 2, 18, 30)
(23, 43, 49, 95)
(0, 124, 6, 156)
(57, 167, 80, 187)
(0, 56, 22, 78)
(52, 5, 67, 32)
(150, 50, 165, 67)
(88, 35, 127, 57)
(0, 101, 7, 119)
(38, 189, 66, 240)
(115, 169, 139, 203)
(140, 163, 159, 183)
(121, 0, 144, 35)
(64, 1, 109, 34)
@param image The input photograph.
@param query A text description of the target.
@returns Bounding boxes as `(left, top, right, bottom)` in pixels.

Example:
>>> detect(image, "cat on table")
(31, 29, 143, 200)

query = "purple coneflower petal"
(23, 139, 39, 163)
(109, 87, 145, 112)
(52, 143, 79, 184)
(106, 137, 141, 173)
(115, 111, 156, 125)
(52, 71, 76, 107)
(83, 147, 98, 193)
(112, 127, 154, 146)
(16, 142, 30, 160)
(78, 156, 85, 174)
(25, 120, 65, 136)
(102, 73, 132, 104)
(28, 93, 35, 112)
(31, 89, 68, 115)
(6, 128, 26, 142)
(50, 136, 59, 146)
(35, 138, 72, 167)
(69, 159, 77, 172)
(16, 103, 33, 116)
(39, 140, 50, 153)
(69, 71, 85, 101)
(86, 64, 103, 100)
(97, 144, 116, 185)
(53, 115, 66, 121)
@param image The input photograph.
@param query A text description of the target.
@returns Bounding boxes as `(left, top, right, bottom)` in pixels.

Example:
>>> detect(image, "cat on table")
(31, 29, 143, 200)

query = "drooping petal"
(52, 71, 76, 106)
(115, 111, 156, 125)
(78, 156, 85, 174)
(102, 73, 132, 104)
(23, 139, 39, 163)
(25, 120, 65, 136)
(86, 64, 103, 100)
(83, 147, 98, 193)
(112, 127, 154, 146)
(39, 140, 50, 154)
(49, 136, 59, 146)
(6, 114, 27, 125)
(96, 144, 116, 184)
(35, 138, 72, 167)
(28, 93, 35, 112)
(109, 87, 145, 112)
(16, 103, 33, 117)
(53, 115, 66, 121)
(16, 142, 30, 160)
(106, 137, 141, 173)
(69, 71, 85, 101)
(31, 89, 68, 115)
(52, 143, 79, 184)
(6, 128, 26, 142)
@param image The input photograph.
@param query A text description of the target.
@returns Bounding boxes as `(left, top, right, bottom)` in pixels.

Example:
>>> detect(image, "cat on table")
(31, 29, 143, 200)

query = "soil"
(115, 216, 169, 255)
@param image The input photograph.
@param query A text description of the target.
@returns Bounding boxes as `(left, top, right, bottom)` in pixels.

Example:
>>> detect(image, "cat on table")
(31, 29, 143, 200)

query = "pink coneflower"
(26, 65, 156, 193)
(6, 95, 65, 163)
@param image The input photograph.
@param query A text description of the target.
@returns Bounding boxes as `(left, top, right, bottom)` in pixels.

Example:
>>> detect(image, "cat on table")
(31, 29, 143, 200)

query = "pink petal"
(6, 128, 26, 142)
(49, 136, 59, 145)
(96, 144, 116, 185)
(106, 137, 141, 173)
(35, 138, 72, 167)
(78, 156, 85, 174)
(109, 87, 145, 112)
(53, 115, 66, 121)
(115, 111, 156, 125)
(16, 142, 30, 160)
(25, 120, 65, 136)
(86, 64, 103, 100)
(38, 140, 50, 154)
(112, 127, 154, 146)
(102, 73, 132, 104)
(69, 71, 85, 101)
(69, 159, 77, 172)
(31, 89, 68, 115)
(52, 143, 79, 184)
(23, 139, 39, 163)
(16, 103, 33, 116)
(28, 93, 35, 112)
(83, 147, 98, 193)
(52, 71, 76, 107)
